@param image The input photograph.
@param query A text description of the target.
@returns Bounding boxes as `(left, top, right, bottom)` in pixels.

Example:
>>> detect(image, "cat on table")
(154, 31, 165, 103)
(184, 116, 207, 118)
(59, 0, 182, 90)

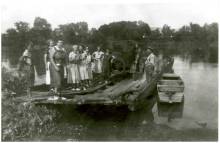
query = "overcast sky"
(1, 0, 219, 33)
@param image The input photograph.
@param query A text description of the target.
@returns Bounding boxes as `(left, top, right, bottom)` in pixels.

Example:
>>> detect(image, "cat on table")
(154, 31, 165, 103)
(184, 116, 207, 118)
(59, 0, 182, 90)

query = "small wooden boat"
(157, 73, 184, 103)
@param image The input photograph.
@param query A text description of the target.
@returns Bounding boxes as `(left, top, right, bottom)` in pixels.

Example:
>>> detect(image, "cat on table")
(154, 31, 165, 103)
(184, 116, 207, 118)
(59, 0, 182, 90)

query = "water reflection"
(157, 101, 184, 122)
(153, 56, 218, 130)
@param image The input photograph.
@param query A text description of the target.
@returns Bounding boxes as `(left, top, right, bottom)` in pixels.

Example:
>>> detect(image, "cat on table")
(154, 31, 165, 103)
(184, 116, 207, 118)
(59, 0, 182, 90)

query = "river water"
(2, 56, 218, 141)
(153, 56, 218, 130)
(38, 56, 218, 141)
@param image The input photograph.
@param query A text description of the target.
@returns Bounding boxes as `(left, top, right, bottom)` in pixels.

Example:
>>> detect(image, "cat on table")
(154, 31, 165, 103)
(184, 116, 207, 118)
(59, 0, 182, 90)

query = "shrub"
(1, 93, 60, 141)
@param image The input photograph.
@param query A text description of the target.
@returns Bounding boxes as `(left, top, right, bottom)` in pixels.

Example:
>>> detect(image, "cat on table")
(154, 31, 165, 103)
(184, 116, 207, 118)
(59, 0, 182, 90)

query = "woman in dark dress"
(49, 40, 66, 96)
(18, 42, 35, 97)
(102, 49, 113, 82)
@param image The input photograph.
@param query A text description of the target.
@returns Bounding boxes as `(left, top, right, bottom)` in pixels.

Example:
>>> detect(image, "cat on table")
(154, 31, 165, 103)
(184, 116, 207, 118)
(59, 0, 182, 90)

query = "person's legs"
(75, 83, 80, 91)
(71, 83, 75, 90)
(27, 87, 32, 98)
(86, 79, 90, 87)
(81, 80, 87, 90)
(25, 65, 33, 98)
(49, 63, 57, 94)
(52, 66, 63, 98)
(89, 79, 92, 86)
(98, 73, 104, 83)
(54, 87, 58, 95)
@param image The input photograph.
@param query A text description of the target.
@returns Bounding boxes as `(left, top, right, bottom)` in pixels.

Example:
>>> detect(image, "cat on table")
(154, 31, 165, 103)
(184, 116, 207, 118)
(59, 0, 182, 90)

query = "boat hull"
(157, 73, 184, 103)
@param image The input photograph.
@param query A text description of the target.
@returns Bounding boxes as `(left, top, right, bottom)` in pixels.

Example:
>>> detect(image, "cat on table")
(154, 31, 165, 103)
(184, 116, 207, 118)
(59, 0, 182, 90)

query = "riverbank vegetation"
(2, 17, 218, 66)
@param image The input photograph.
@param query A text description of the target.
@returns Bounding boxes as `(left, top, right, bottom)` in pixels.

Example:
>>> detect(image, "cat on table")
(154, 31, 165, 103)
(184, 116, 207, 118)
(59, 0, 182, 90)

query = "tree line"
(2, 17, 218, 66)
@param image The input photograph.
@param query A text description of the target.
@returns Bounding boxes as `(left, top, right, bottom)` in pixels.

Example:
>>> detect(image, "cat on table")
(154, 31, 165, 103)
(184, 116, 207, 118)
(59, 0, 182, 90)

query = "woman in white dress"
(44, 40, 54, 85)
(92, 46, 104, 81)
(78, 45, 89, 90)
(67, 45, 81, 91)
(92, 46, 104, 74)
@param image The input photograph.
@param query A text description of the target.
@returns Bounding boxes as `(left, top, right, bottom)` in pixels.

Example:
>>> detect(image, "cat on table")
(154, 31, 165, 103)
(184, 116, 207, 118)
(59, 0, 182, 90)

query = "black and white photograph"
(1, 0, 218, 141)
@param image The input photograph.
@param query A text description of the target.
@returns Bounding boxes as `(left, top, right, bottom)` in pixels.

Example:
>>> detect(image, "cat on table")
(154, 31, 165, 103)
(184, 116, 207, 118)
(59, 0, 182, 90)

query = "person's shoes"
(53, 96, 59, 100)
(75, 88, 80, 91)
(83, 87, 87, 90)
(71, 88, 76, 91)
(61, 97, 66, 100)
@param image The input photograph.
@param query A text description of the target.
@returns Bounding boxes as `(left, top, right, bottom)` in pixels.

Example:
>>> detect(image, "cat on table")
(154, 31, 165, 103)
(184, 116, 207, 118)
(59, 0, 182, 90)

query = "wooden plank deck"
(16, 71, 161, 107)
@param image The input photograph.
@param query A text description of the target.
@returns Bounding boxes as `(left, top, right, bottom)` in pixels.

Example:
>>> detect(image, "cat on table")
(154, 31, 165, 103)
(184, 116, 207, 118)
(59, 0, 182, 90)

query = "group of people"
(131, 45, 158, 81)
(44, 40, 114, 95)
(19, 39, 158, 97)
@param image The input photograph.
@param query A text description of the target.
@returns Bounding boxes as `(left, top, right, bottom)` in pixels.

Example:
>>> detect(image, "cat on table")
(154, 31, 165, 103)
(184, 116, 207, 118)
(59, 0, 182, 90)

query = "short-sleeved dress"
(85, 53, 93, 79)
(79, 51, 89, 80)
(92, 51, 104, 73)
(67, 51, 81, 84)
(49, 46, 66, 88)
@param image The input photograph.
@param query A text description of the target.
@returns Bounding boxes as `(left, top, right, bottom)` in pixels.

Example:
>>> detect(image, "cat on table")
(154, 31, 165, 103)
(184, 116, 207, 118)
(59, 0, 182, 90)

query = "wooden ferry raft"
(17, 71, 162, 111)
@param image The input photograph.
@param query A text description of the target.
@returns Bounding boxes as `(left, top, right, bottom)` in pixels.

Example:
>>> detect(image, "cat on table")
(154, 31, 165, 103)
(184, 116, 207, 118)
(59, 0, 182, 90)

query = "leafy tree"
(2, 18, 218, 65)
(2, 22, 30, 65)
(149, 28, 162, 40)
(161, 24, 174, 39)
(55, 22, 89, 44)
(29, 17, 52, 45)
(29, 17, 52, 74)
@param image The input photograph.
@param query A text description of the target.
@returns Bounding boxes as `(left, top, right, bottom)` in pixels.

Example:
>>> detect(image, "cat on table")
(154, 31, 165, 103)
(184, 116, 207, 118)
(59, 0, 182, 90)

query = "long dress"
(67, 52, 81, 84)
(79, 51, 89, 80)
(49, 46, 66, 88)
(102, 54, 112, 80)
(19, 49, 35, 88)
(92, 51, 104, 73)
(45, 46, 53, 85)
(85, 54, 93, 80)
